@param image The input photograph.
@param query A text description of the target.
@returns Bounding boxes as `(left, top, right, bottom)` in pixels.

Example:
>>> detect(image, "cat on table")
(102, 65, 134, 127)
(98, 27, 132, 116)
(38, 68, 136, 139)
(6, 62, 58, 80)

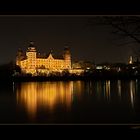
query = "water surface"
(0, 80, 140, 124)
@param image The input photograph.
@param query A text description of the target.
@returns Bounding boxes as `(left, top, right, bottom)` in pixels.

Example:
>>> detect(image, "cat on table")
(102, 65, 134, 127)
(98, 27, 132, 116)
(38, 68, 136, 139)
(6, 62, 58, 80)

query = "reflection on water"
(105, 80, 110, 101)
(117, 80, 121, 99)
(130, 80, 135, 109)
(95, 81, 110, 101)
(16, 82, 74, 118)
(14, 80, 138, 122)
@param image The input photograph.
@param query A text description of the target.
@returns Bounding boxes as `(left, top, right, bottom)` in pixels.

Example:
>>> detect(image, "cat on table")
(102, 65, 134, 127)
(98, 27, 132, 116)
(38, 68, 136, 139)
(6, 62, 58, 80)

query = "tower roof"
(64, 46, 70, 51)
(29, 41, 34, 47)
(64, 46, 71, 55)
(27, 41, 36, 52)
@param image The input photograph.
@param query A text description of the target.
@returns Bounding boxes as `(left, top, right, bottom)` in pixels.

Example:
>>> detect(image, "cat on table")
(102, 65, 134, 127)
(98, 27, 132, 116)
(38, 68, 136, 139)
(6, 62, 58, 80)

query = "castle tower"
(63, 47, 71, 69)
(16, 48, 25, 66)
(63, 47, 71, 60)
(26, 41, 37, 74)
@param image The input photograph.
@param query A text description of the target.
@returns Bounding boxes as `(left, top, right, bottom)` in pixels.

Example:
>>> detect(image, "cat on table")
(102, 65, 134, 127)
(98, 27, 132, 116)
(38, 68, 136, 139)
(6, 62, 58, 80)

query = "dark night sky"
(0, 15, 135, 64)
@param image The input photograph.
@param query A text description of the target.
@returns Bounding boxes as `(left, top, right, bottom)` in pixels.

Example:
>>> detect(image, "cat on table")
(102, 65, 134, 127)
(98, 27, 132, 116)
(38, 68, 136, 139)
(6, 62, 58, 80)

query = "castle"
(16, 42, 72, 75)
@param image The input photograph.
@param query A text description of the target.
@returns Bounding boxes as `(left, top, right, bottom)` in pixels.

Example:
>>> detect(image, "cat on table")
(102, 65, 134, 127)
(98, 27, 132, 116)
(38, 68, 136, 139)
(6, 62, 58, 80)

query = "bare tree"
(86, 16, 140, 57)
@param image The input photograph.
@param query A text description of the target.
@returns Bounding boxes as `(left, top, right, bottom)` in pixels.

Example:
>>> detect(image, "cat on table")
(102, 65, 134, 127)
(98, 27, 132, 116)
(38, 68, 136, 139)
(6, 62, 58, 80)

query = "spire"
(29, 41, 35, 47)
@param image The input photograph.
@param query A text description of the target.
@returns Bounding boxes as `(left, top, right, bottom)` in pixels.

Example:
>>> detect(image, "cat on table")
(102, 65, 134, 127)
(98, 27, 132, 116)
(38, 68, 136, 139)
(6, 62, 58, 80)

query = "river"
(0, 80, 140, 124)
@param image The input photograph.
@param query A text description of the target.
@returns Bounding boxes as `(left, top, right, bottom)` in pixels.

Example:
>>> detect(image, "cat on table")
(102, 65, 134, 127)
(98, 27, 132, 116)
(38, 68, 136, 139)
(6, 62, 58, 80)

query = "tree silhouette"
(87, 16, 140, 56)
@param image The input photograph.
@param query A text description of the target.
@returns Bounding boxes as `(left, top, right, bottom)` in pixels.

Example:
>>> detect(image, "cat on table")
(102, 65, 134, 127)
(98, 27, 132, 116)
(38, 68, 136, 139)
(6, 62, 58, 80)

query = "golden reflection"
(129, 80, 135, 109)
(96, 81, 102, 95)
(102, 81, 106, 99)
(105, 80, 110, 101)
(117, 80, 121, 99)
(89, 81, 93, 94)
(16, 81, 74, 118)
(72, 81, 83, 101)
(74, 81, 82, 94)
(16, 83, 38, 119)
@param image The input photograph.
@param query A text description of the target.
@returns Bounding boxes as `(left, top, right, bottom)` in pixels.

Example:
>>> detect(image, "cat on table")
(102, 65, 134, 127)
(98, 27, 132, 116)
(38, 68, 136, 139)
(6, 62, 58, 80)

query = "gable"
(47, 53, 54, 60)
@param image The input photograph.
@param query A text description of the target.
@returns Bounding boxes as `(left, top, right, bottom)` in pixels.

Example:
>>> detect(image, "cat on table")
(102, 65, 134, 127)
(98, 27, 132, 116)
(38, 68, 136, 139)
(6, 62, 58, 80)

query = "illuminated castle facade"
(16, 42, 71, 75)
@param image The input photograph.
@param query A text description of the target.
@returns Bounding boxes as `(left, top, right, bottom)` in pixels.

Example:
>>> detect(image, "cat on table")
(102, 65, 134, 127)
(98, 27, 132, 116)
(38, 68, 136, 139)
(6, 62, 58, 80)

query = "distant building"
(72, 60, 94, 70)
(16, 42, 71, 75)
(96, 63, 110, 70)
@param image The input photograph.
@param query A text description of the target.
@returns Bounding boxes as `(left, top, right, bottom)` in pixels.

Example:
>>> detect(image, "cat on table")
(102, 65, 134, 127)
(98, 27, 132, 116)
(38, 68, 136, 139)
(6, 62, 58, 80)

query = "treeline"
(0, 62, 15, 83)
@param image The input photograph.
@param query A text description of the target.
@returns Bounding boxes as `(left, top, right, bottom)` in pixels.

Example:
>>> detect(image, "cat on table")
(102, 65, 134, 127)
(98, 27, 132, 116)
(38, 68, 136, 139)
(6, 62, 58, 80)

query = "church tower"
(129, 56, 133, 64)
(63, 47, 71, 69)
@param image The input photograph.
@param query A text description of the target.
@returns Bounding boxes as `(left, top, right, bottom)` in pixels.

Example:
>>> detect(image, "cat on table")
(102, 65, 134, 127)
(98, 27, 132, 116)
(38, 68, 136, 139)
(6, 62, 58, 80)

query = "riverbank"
(12, 74, 140, 82)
